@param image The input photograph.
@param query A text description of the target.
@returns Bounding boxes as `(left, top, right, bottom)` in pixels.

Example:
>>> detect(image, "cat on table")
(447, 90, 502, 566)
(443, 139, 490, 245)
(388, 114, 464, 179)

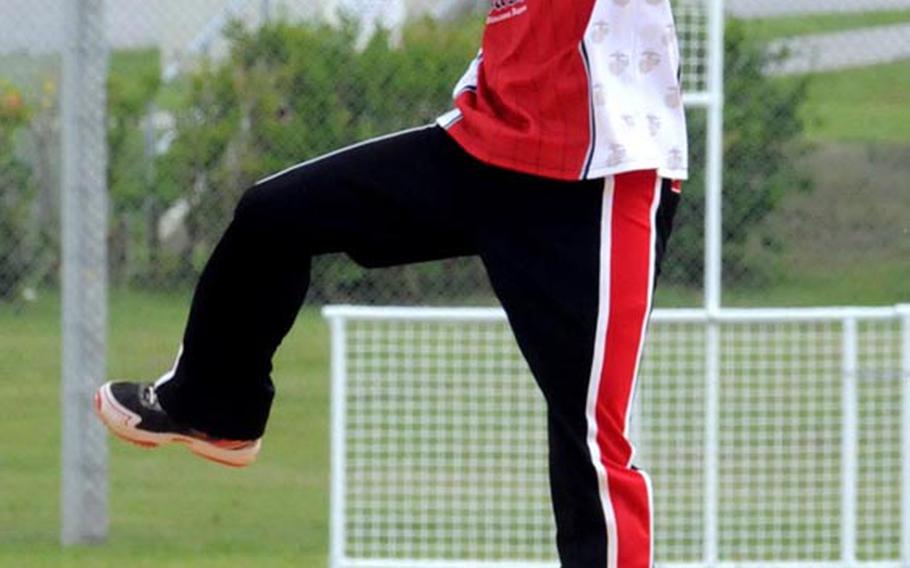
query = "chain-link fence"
(717, 0, 910, 306)
(3, 0, 908, 309)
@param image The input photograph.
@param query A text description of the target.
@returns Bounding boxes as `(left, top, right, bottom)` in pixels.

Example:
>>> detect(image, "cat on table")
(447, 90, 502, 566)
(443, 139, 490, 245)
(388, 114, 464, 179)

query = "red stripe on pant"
(595, 170, 660, 568)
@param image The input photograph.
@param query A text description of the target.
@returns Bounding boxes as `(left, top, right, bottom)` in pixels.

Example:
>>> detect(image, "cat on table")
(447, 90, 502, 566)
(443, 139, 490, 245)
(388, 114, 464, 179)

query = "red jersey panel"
(438, 0, 689, 182)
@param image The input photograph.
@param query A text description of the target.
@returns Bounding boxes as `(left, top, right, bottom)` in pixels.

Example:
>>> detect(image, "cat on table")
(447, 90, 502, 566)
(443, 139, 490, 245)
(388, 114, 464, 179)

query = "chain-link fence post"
(60, 0, 109, 546)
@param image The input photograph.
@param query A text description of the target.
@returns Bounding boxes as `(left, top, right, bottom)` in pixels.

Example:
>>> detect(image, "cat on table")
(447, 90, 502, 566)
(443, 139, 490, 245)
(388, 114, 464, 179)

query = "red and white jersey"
(437, 0, 688, 181)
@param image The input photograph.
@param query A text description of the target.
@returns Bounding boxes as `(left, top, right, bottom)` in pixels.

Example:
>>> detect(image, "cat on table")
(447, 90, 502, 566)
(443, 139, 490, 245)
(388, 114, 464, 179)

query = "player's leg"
(95, 125, 477, 463)
(476, 170, 679, 568)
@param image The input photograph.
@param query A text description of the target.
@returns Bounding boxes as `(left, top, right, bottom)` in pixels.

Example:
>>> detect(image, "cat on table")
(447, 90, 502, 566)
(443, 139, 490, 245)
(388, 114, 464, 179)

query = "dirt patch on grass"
(769, 141, 910, 267)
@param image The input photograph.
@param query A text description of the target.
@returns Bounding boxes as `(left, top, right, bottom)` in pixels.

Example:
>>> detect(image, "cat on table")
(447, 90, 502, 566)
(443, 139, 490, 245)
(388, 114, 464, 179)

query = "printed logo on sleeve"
(488, 0, 528, 24)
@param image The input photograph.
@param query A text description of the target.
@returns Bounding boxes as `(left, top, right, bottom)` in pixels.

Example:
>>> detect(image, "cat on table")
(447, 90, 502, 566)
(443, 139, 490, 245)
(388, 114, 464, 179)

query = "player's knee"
(234, 182, 306, 241)
(235, 184, 274, 224)
(233, 178, 320, 245)
(229, 185, 293, 247)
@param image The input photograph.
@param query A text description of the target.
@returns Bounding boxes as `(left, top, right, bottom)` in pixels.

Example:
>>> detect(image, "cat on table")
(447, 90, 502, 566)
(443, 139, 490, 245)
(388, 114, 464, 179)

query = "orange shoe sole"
(93, 384, 261, 468)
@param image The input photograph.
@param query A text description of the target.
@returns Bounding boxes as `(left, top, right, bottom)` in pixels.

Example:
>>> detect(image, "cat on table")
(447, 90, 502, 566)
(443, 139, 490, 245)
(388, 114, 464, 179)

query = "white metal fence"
(324, 305, 910, 568)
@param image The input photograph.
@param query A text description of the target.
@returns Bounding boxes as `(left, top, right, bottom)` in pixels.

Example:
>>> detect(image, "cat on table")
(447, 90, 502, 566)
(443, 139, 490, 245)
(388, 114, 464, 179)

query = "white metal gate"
(324, 305, 910, 568)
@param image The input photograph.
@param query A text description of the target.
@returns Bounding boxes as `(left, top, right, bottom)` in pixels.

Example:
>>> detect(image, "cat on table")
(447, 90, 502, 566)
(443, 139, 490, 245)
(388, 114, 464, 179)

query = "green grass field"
(3, 290, 904, 566)
(798, 61, 910, 144)
(0, 292, 332, 567)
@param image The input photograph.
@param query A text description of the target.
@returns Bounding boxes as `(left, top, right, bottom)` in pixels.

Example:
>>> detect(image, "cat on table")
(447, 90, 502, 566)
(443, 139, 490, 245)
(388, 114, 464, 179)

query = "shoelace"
(141, 384, 159, 408)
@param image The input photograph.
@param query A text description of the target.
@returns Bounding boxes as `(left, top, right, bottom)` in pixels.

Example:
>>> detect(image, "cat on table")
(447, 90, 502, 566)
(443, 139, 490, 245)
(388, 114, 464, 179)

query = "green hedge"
(670, 21, 811, 288)
(154, 18, 488, 299)
(0, 17, 812, 303)
(0, 82, 33, 300)
(156, 18, 810, 297)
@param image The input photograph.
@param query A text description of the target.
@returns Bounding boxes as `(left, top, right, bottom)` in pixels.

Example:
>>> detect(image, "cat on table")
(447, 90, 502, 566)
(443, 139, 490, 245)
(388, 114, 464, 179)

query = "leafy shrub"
(106, 49, 164, 283)
(140, 17, 810, 298)
(0, 81, 33, 300)
(667, 21, 812, 288)
(158, 18, 486, 299)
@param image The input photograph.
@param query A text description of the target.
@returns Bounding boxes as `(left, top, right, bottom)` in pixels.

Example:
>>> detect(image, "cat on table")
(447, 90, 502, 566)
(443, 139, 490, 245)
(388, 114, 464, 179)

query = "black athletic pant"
(155, 125, 679, 568)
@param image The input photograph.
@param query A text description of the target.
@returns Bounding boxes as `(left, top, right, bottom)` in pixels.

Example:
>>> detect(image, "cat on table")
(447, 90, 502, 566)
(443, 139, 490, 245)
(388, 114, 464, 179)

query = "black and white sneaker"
(94, 381, 261, 468)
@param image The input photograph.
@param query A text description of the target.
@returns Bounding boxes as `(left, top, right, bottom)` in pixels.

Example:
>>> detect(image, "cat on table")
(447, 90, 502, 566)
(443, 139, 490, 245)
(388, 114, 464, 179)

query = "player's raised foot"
(93, 381, 261, 468)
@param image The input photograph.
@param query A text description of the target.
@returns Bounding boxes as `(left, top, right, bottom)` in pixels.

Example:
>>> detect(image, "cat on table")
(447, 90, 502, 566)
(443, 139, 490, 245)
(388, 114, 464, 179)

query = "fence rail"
(335, 561, 908, 568)
(323, 305, 910, 322)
